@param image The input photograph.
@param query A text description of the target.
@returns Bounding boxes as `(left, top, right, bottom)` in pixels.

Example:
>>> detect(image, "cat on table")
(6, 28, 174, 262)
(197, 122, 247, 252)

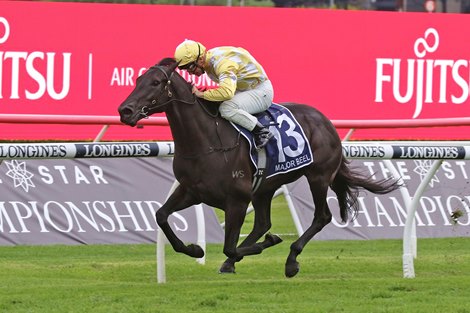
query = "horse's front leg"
(156, 185, 204, 258)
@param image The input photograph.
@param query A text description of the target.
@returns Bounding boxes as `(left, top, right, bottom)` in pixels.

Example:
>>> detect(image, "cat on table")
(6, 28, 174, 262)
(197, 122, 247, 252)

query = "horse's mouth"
(123, 120, 137, 127)
(121, 117, 139, 127)
(118, 106, 140, 127)
(119, 114, 137, 127)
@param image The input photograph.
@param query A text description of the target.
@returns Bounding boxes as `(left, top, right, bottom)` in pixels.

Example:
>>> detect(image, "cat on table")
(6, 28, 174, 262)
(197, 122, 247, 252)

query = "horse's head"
(118, 58, 186, 127)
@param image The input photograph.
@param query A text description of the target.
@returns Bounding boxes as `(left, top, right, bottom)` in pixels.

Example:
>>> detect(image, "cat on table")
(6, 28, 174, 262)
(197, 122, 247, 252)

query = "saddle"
(230, 103, 314, 191)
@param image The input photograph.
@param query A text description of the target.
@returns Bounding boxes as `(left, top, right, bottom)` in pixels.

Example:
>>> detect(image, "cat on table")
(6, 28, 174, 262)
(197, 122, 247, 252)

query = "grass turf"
(1, 197, 469, 312)
(1, 237, 470, 313)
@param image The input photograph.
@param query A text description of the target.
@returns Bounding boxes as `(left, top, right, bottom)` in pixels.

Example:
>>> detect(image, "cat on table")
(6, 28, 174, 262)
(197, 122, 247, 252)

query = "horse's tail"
(331, 156, 401, 223)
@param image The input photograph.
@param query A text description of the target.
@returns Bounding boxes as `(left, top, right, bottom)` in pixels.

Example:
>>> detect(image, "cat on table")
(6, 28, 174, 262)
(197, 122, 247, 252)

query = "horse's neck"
(166, 100, 224, 154)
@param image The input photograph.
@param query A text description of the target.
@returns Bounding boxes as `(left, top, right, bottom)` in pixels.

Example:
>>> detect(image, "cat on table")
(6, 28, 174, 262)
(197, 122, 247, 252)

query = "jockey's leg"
(252, 122, 274, 149)
(219, 81, 274, 149)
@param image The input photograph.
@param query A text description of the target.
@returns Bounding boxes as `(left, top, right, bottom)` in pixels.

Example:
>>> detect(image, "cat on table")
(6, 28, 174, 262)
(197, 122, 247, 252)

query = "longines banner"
(1, 2, 470, 141)
(287, 160, 470, 240)
(1, 156, 469, 245)
(0, 141, 174, 159)
(0, 157, 224, 245)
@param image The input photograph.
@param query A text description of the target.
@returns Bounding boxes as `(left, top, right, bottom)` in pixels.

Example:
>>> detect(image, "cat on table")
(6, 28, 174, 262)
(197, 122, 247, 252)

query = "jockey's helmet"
(174, 40, 206, 68)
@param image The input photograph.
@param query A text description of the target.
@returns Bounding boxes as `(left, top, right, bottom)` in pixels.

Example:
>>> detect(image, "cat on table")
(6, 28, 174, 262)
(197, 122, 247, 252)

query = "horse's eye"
(153, 81, 160, 86)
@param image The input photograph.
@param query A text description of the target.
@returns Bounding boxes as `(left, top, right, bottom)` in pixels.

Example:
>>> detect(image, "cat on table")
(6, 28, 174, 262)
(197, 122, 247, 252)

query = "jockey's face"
(189, 63, 205, 76)
(180, 55, 205, 76)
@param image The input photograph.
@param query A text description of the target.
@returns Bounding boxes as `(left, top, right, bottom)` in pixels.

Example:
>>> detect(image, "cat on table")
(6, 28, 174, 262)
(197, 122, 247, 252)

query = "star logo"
(413, 160, 440, 188)
(4, 160, 35, 192)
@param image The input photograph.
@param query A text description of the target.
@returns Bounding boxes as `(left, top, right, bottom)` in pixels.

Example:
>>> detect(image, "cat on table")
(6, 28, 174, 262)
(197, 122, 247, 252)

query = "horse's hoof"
(266, 233, 283, 246)
(285, 261, 300, 278)
(218, 261, 236, 274)
(187, 244, 205, 258)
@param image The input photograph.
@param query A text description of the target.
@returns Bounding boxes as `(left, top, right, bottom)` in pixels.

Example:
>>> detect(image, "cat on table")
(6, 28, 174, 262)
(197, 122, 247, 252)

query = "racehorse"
(118, 58, 400, 278)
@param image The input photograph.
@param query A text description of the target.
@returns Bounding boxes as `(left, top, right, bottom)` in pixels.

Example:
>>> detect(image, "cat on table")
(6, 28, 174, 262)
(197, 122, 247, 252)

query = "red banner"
(1, 2, 470, 140)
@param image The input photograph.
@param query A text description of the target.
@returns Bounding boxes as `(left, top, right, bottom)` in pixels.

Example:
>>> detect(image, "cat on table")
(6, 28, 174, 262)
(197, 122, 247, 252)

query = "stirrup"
(255, 131, 273, 149)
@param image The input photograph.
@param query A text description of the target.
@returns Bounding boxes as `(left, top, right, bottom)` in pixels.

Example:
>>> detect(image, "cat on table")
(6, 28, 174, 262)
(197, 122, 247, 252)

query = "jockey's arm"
(202, 61, 238, 101)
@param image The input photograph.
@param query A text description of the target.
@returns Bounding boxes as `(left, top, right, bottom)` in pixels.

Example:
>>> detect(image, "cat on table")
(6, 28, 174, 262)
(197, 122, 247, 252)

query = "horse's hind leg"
(223, 191, 283, 263)
(156, 185, 204, 258)
(220, 190, 282, 273)
(285, 176, 332, 278)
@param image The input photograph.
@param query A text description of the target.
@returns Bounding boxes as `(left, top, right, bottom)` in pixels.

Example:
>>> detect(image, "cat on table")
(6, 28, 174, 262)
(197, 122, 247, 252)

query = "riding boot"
(252, 122, 273, 149)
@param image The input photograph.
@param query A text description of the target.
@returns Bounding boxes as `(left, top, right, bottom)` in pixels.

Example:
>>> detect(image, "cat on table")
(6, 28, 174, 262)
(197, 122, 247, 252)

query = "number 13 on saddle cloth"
(231, 103, 314, 182)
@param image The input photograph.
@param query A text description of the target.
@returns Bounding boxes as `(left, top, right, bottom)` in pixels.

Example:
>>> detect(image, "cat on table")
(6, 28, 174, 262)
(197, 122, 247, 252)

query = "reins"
(141, 65, 240, 161)
(139, 66, 218, 119)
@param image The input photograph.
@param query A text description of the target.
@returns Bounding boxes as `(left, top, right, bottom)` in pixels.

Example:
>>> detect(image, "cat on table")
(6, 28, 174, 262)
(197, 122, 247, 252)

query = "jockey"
(174, 39, 274, 149)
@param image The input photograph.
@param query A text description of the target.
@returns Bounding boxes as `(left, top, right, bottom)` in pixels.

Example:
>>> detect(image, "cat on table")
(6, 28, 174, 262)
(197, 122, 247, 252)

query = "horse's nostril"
(119, 107, 133, 118)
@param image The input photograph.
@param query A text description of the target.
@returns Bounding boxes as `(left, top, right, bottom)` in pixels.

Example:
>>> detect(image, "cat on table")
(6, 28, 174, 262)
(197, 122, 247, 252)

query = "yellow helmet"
(174, 40, 206, 67)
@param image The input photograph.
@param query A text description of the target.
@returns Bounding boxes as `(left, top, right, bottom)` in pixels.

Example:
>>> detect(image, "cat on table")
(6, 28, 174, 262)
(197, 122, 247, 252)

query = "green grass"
(1, 237, 470, 313)
(1, 196, 470, 312)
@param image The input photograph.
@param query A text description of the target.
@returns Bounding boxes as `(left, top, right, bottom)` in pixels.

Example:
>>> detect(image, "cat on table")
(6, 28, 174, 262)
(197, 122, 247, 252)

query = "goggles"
(178, 43, 201, 72)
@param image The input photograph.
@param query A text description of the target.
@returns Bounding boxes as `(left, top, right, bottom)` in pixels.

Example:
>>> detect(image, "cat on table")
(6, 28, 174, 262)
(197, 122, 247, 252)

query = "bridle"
(139, 66, 176, 118)
(138, 66, 197, 118)
(138, 65, 233, 159)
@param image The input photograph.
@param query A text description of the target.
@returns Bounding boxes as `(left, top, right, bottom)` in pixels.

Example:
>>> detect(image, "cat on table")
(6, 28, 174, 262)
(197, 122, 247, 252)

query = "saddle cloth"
(230, 103, 314, 181)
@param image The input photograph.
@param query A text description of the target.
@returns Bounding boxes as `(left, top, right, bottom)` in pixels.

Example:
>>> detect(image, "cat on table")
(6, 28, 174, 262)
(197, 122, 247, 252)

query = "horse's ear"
(157, 57, 179, 74)
(157, 57, 176, 66)
(169, 59, 179, 73)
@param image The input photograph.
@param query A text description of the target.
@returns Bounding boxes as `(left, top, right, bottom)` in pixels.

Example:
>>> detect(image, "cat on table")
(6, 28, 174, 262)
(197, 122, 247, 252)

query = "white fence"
(2, 140, 470, 281)
(342, 141, 470, 278)
(2, 114, 470, 282)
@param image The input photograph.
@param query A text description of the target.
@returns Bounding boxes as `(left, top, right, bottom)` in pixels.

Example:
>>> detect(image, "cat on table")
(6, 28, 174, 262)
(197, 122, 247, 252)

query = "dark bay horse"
(118, 58, 400, 278)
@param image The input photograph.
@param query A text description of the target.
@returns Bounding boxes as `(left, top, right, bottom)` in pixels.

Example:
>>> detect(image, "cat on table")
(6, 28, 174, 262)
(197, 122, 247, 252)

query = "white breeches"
(219, 80, 274, 131)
